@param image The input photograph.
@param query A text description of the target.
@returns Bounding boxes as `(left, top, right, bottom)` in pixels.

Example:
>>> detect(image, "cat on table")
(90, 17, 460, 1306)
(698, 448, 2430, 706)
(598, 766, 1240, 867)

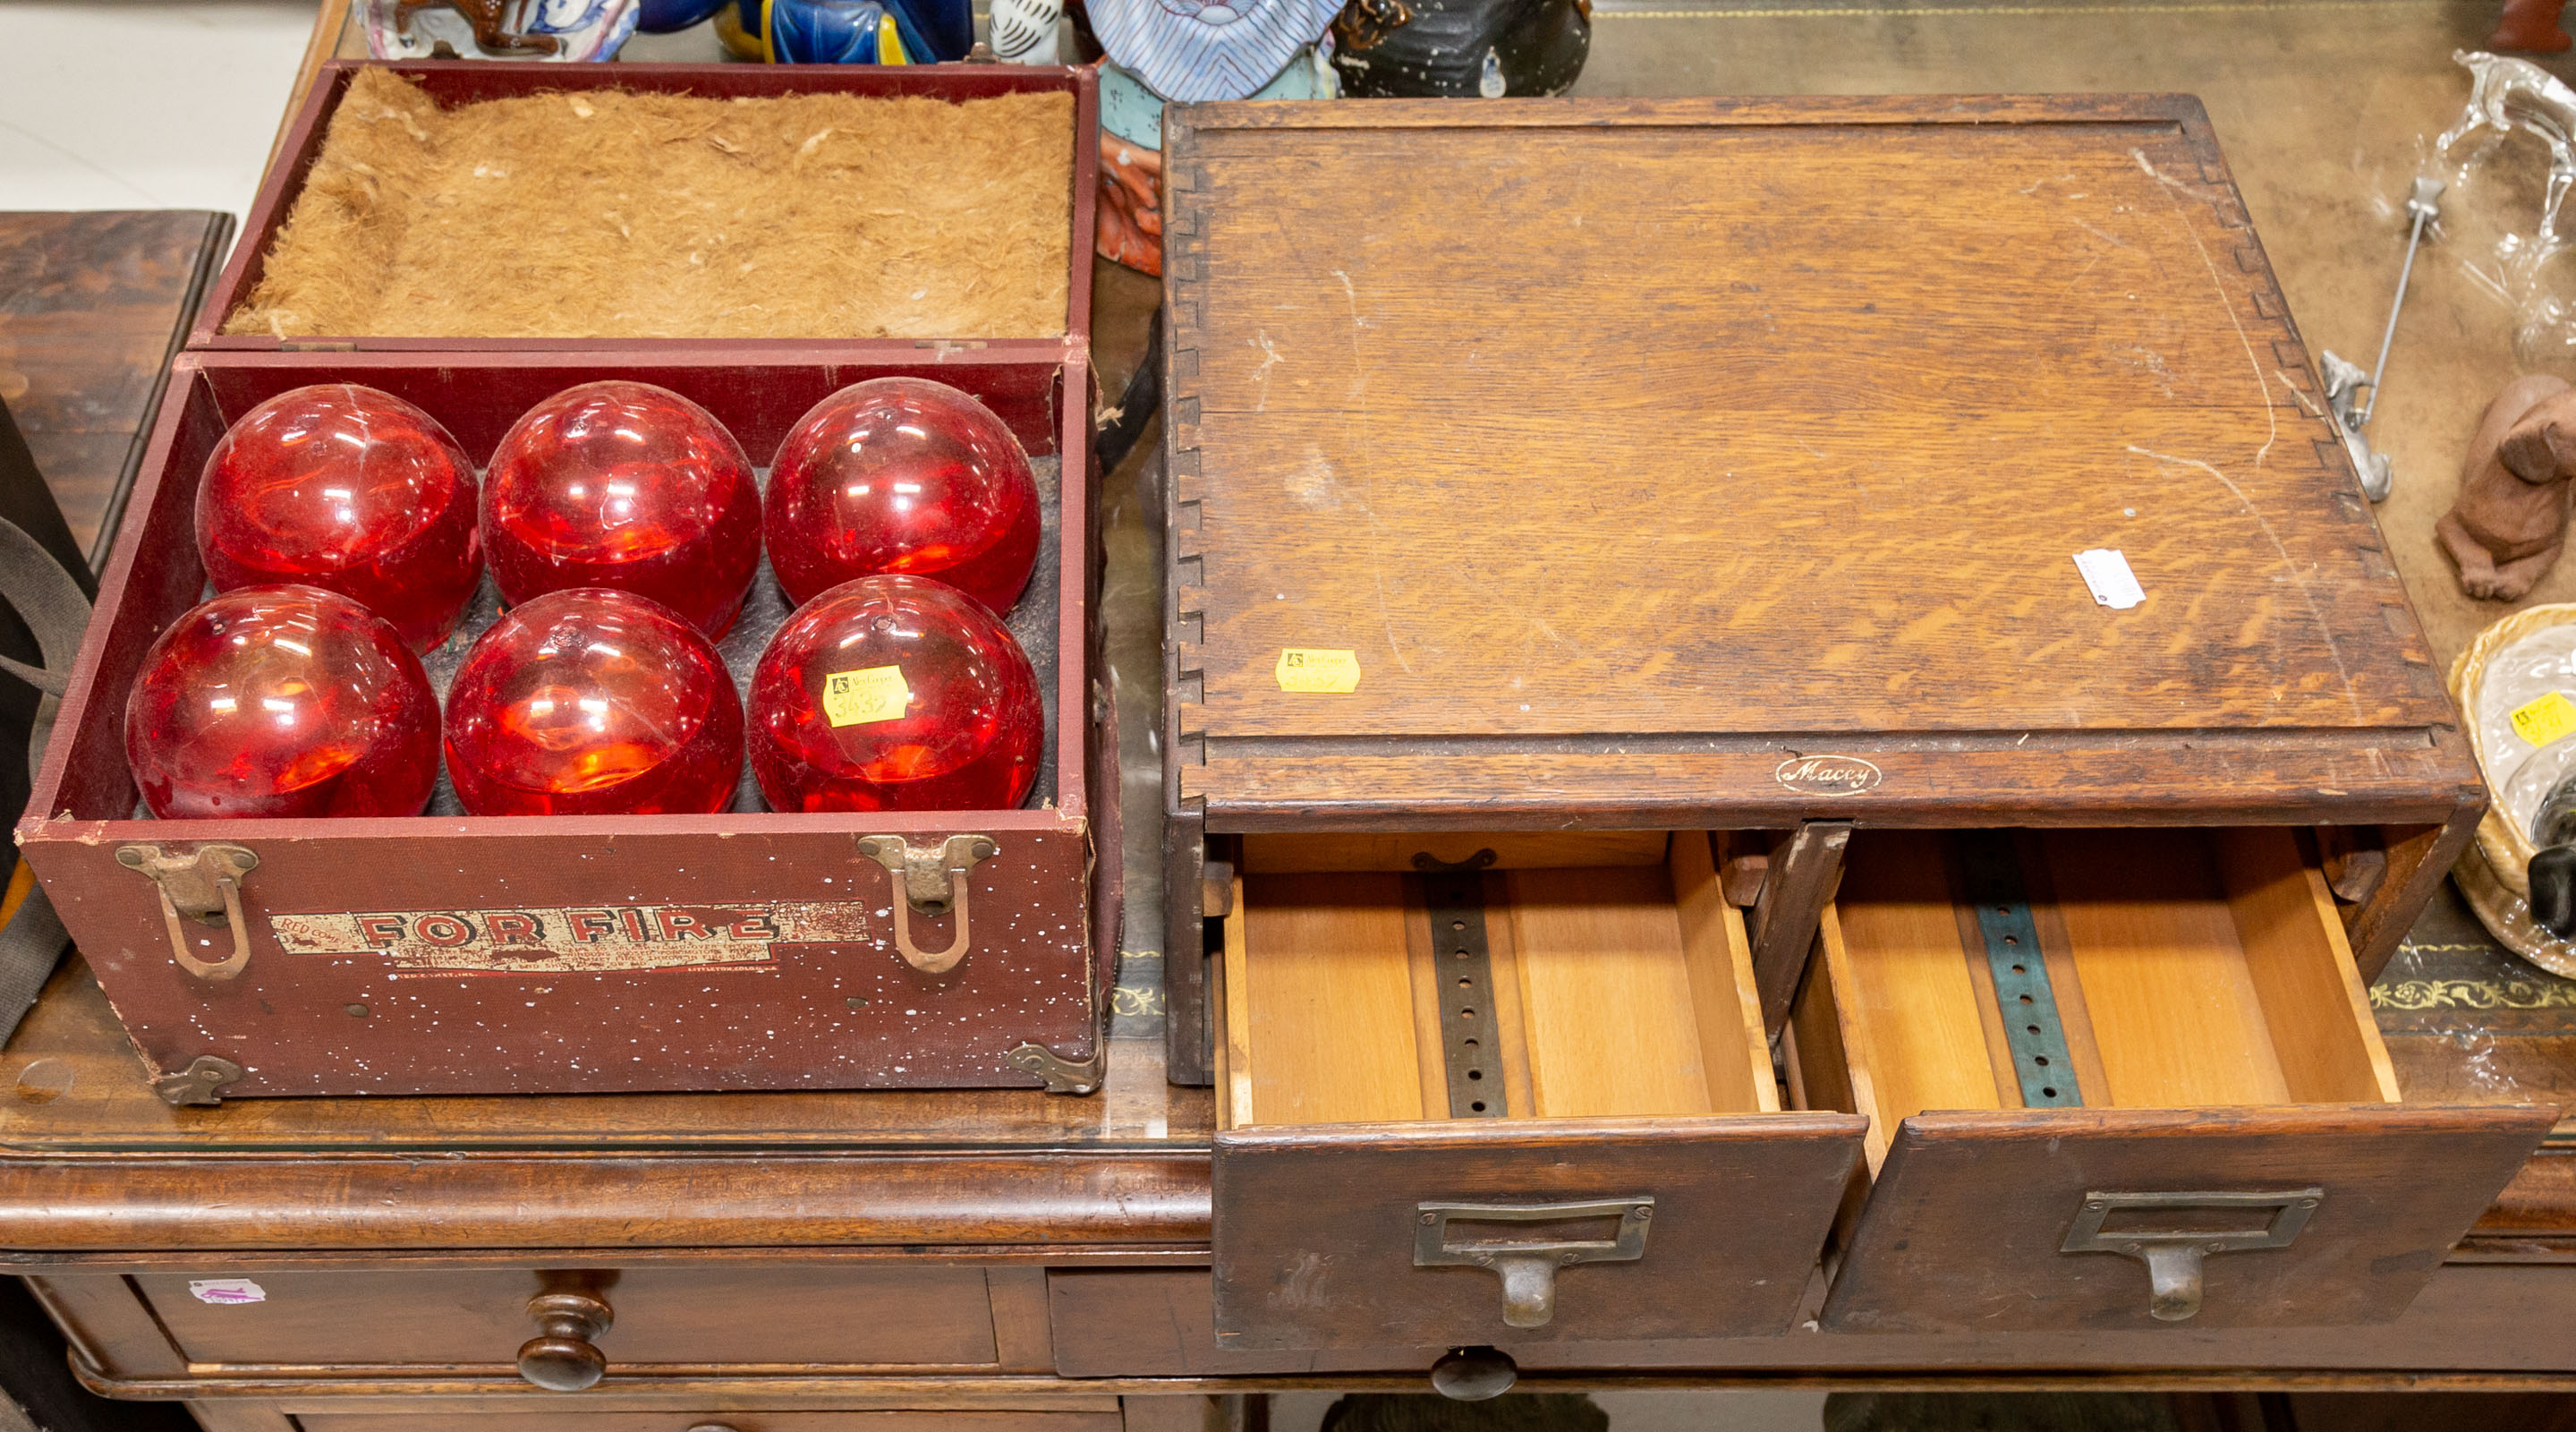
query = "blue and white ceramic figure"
(1089, 0, 1341, 102)
(761, 0, 970, 61)
(362, 0, 638, 59)
(636, 0, 727, 33)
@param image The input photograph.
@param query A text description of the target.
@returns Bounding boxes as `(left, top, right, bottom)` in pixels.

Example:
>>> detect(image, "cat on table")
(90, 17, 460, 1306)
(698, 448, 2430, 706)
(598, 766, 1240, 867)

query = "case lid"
(1161, 95, 2473, 829)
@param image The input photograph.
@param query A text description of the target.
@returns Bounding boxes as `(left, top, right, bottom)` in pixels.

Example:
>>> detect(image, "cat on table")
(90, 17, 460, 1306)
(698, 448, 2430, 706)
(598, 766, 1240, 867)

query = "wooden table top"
(0, 92, 2560, 1271)
(0, 956, 1213, 1255)
(0, 211, 233, 564)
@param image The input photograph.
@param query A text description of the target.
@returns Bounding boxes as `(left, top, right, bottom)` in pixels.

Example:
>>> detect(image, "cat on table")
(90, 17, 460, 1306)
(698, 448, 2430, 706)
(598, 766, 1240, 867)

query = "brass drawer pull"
(1414, 1197, 1653, 1328)
(517, 1290, 614, 1391)
(116, 843, 258, 981)
(2060, 1188, 2322, 1322)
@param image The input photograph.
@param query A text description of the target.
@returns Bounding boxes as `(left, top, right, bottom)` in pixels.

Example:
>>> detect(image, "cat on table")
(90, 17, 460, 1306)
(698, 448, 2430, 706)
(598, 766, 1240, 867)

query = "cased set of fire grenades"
(140, 376, 1047, 823)
(12, 60, 1109, 1100)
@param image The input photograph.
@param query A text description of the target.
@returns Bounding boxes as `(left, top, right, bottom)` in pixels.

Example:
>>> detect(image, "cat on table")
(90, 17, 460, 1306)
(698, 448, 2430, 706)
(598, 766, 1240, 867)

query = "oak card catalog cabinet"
(1157, 95, 2555, 1379)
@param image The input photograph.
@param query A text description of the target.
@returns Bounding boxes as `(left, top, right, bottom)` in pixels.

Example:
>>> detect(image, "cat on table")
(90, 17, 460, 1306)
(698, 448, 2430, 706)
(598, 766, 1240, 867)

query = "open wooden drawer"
(1209, 831, 1868, 1352)
(1790, 826, 2556, 1334)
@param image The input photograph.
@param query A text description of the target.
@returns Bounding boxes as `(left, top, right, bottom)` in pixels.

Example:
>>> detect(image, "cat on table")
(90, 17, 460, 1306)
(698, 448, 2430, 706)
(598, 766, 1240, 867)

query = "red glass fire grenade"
(124, 585, 440, 819)
(481, 381, 761, 636)
(194, 384, 480, 651)
(445, 588, 744, 816)
(748, 575, 1041, 812)
(763, 378, 1041, 615)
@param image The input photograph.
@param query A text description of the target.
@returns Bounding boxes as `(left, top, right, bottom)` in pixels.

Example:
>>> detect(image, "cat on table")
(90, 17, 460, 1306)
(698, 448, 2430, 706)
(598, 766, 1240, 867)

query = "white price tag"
(2072, 549, 2146, 610)
(189, 1279, 266, 1305)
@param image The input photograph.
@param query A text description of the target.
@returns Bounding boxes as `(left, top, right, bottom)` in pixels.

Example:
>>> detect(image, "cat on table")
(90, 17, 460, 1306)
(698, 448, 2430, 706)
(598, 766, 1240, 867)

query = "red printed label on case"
(266, 902, 873, 977)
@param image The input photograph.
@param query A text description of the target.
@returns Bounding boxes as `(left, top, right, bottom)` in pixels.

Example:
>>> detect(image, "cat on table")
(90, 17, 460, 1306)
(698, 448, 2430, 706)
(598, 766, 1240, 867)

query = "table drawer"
(1210, 831, 1867, 1351)
(134, 1266, 1012, 1373)
(1791, 827, 2556, 1334)
(297, 1416, 1121, 1432)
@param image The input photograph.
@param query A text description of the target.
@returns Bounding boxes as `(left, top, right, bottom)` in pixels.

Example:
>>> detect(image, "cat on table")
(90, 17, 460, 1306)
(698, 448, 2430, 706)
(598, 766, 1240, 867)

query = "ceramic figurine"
(716, 0, 764, 55)
(1089, 0, 1339, 103)
(636, 0, 726, 30)
(2440, 374, 2576, 601)
(1092, 54, 1336, 276)
(988, 0, 1063, 61)
(761, 0, 970, 62)
(1329, 0, 1590, 98)
(364, 0, 637, 58)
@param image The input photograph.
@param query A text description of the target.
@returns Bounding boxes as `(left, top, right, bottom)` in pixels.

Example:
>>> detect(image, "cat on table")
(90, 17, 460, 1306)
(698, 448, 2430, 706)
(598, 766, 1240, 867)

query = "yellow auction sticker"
(2513, 690, 2576, 748)
(1275, 648, 1361, 694)
(823, 665, 911, 727)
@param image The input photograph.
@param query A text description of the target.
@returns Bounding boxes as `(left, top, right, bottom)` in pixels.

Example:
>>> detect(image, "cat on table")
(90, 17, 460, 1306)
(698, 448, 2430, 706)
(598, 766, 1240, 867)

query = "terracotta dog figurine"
(2439, 374, 2576, 601)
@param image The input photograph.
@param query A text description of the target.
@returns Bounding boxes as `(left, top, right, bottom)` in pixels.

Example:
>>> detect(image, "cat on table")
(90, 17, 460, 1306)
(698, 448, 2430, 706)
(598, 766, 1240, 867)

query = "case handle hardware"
(2061, 1188, 2322, 1322)
(115, 843, 259, 982)
(1413, 1197, 1654, 1328)
(854, 834, 998, 975)
(517, 1289, 614, 1391)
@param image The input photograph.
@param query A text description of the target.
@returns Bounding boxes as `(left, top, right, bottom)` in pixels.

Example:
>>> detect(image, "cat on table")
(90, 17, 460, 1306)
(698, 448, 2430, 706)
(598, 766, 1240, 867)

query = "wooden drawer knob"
(1429, 1346, 1517, 1402)
(517, 1291, 614, 1391)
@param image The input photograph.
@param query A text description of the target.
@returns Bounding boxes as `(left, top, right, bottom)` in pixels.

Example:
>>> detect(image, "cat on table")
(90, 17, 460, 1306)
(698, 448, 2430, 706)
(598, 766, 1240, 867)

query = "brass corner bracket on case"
(854, 834, 998, 975)
(151, 1055, 244, 1107)
(2060, 1187, 2321, 1322)
(1006, 1042, 1105, 1095)
(115, 843, 258, 982)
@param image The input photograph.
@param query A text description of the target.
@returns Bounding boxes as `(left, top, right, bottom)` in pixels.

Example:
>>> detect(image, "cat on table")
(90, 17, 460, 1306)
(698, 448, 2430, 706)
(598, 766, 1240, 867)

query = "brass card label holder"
(2062, 1188, 2323, 1322)
(1414, 1198, 1654, 1329)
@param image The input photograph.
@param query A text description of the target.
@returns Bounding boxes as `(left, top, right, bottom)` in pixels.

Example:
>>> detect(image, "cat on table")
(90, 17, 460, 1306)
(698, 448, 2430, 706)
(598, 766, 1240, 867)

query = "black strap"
(0, 516, 91, 1042)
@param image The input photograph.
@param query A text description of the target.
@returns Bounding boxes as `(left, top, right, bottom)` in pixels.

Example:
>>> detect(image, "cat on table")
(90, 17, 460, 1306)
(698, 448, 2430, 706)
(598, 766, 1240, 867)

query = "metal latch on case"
(854, 834, 998, 975)
(115, 843, 259, 981)
(2060, 1187, 2321, 1322)
(1414, 1197, 1654, 1328)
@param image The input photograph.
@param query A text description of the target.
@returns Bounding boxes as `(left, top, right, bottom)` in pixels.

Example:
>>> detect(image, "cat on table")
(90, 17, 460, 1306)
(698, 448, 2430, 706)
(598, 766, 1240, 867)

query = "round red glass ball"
(445, 588, 745, 817)
(124, 585, 439, 819)
(195, 384, 480, 651)
(764, 378, 1041, 614)
(749, 575, 1041, 813)
(482, 381, 761, 636)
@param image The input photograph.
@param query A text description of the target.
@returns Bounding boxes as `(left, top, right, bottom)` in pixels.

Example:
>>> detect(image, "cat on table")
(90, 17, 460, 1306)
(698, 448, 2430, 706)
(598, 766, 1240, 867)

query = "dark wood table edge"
(0, 1144, 2566, 1262)
(62, 1368, 2576, 1399)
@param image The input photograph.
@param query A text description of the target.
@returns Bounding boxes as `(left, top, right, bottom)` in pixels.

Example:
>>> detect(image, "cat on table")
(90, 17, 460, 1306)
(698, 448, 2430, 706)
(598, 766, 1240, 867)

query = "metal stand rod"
(2362, 176, 2444, 425)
